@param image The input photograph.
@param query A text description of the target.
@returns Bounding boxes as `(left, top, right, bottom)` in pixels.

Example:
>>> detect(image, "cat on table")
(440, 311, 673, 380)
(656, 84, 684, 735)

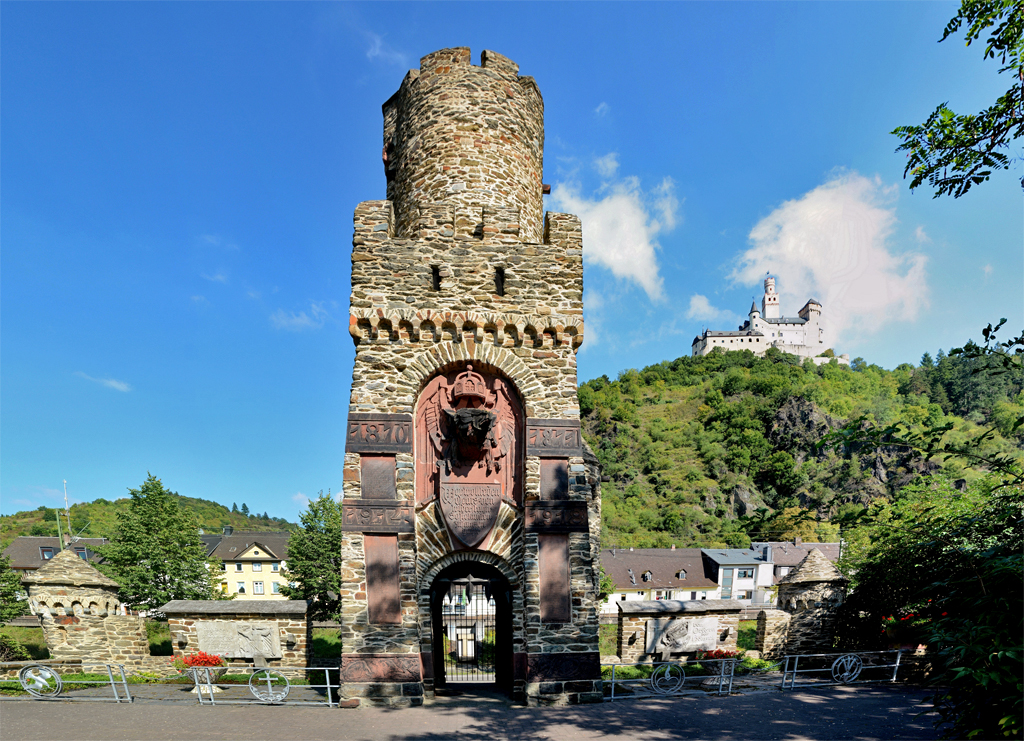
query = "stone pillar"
(776, 549, 847, 655)
(755, 609, 791, 660)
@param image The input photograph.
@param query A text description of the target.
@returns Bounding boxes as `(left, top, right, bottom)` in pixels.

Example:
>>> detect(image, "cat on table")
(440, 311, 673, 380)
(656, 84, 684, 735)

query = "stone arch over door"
(418, 551, 523, 695)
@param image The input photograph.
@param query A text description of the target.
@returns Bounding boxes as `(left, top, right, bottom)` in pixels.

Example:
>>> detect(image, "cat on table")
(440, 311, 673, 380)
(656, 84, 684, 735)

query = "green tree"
(232, 503, 238, 513)
(279, 492, 344, 622)
(892, 0, 1023, 198)
(97, 474, 224, 613)
(241, 503, 250, 516)
(0, 555, 26, 625)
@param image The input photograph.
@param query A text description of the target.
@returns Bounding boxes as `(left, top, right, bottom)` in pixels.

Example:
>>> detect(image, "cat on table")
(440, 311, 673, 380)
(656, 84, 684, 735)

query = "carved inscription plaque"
(347, 413, 412, 454)
(438, 481, 501, 548)
(361, 455, 397, 499)
(196, 621, 282, 659)
(645, 617, 719, 655)
(342, 500, 414, 532)
(525, 501, 589, 532)
(526, 419, 582, 457)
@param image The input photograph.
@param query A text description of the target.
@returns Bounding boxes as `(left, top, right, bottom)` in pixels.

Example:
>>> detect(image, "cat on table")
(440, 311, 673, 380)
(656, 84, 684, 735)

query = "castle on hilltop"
(692, 276, 849, 365)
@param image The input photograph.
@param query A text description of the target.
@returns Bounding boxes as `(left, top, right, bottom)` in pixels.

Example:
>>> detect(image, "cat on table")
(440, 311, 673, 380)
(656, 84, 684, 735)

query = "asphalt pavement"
(0, 685, 941, 741)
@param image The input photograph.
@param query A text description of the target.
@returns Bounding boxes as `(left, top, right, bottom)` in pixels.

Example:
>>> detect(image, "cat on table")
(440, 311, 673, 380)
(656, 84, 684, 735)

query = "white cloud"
(686, 294, 741, 325)
(730, 172, 928, 343)
(75, 372, 131, 393)
(270, 301, 329, 331)
(983, 264, 993, 277)
(594, 102, 609, 117)
(914, 225, 930, 244)
(291, 492, 309, 507)
(363, 31, 407, 67)
(201, 273, 228, 283)
(593, 153, 619, 179)
(552, 175, 679, 301)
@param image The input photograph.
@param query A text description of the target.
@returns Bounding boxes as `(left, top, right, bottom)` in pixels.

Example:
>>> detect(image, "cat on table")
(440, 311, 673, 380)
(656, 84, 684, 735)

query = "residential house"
(2, 537, 109, 575)
(600, 548, 720, 613)
(202, 529, 291, 600)
(750, 538, 842, 586)
(700, 548, 775, 606)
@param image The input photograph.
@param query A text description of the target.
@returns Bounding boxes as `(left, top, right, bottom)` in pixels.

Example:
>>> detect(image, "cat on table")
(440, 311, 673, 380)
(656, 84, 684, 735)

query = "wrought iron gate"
(440, 577, 497, 683)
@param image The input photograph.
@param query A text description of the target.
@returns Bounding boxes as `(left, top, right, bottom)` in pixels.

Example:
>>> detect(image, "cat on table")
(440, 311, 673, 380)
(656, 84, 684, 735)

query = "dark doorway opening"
(430, 561, 513, 695)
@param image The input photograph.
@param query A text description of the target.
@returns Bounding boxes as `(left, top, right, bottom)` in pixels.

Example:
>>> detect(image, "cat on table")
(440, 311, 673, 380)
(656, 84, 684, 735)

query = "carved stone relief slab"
(439, 479, 501, 547)
(342, 500, 414, 532)
(526, 419, 582, 457)
(196, 621, 282, 658)
(645, 616, 719, 655)
(524, 501, 589, 532)
(347, 414, 412, 454)
(340, 653, 420, 683)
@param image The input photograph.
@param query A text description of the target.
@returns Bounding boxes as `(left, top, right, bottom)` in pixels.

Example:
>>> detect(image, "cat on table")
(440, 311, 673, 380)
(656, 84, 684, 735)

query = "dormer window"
(40, 547, 55, 560)
(678, 570, 686, 580)
(642, 571, 652, 582)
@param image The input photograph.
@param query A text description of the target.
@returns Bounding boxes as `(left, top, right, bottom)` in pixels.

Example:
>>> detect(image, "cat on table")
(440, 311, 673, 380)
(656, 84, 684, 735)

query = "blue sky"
(2, 2, 1020, 521)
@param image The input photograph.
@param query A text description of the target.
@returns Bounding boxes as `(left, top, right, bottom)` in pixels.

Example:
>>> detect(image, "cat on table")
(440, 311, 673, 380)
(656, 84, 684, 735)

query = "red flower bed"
(695, 649, 738, 660)
(172, 651, 226, 671)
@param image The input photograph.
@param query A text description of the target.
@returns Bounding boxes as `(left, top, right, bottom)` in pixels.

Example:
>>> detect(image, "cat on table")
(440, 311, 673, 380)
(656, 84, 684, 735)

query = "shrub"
(0, 633, 29, 661)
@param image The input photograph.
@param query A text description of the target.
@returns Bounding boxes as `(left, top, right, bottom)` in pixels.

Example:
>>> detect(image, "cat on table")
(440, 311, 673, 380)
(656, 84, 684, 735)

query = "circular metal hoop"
(249, 669, 290, 702)
(19, 665, 63, 698)
(831, 654, 864, 683)
(650, 663, 686, 694)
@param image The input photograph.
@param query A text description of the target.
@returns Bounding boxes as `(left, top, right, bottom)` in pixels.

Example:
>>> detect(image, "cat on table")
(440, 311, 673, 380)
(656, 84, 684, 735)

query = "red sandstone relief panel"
(340, 653, 420, 683)
(416, 365, 523, 547)
(540, 459, 569, 500)
(538, 533, 571, 623)
(361, 455, 397, 499)
(365, 535, 401, 624)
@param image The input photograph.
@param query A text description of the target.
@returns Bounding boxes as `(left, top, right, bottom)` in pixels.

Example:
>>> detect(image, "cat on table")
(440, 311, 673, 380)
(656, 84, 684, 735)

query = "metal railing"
(191, 666, 341, 707)
(780, 651, 903, 689)
(603, 659, 735, 701)
(1, 662, 132, 703)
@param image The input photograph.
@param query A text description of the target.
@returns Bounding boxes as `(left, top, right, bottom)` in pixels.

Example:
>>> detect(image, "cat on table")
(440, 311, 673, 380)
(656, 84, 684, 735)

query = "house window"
(691, 591, 697, 600)
(271, 563, 280, 573)
(253, 582, 264, 595)
(737, 568, 754, 579)
(655, 591, 664, 600)
(235, 563, 243, 572)
(252, 562, 262, 572)
(678, 570, 686, 579)
(74, 547, 87, 560)
(778, 567, 790, 576)
(236, 582, 246, 594)
(722, 568, 734, 599)
(40, 547, 55, 560)
(637, 592, 644, 598)
(620, 594, 626, 601)
(738, 590, 754, 600)
(272, 582, 280, 594)
(220, 563, 226, 571)
(253, 550, 260, 556)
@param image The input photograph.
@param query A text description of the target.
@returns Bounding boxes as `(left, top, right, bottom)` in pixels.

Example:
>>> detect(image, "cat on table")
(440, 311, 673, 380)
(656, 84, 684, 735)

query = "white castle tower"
(762, 275, 781, 319)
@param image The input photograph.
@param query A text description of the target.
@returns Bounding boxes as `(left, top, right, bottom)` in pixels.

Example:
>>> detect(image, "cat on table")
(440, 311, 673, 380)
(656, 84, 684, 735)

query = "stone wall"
(779, 580, 845, 655)
(755, 609, 791, 660)
(617, 601, 742, 664)
(163, 600, 310, 673)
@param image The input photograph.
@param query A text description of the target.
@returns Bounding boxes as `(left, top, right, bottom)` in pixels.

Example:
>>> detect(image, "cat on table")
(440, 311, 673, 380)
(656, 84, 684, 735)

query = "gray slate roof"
(700, 548, 768, 565)
(601, 548, 718, 591)
(160, 600, 308, 615)
(763, 317, 807, 325)
(201, 532, 291, 561)
(618, 599, 743, 614)
(21, 547, 119, 588)
(751, 541, 841, 566)
(3, 537, 108, 571)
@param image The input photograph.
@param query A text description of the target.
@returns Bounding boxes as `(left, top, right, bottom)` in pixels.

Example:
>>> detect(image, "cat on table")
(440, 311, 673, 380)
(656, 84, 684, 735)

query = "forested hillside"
(0, 493, 298, 549)
(580, 346, 1024, 549)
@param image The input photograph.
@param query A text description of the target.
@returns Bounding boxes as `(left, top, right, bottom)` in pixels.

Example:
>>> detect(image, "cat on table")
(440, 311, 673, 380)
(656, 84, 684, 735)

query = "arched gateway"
(338, 47, 603, 707)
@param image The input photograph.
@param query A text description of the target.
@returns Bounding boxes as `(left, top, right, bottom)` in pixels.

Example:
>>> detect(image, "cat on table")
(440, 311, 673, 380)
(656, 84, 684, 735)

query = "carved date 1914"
(526, 419, 582, 457)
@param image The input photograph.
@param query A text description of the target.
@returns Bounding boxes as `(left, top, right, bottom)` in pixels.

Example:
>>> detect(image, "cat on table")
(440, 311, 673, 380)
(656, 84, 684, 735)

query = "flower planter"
(183, 666, 228, 684)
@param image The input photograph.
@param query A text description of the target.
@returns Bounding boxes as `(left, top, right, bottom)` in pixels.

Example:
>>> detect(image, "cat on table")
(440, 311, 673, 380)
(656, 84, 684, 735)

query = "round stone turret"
(382, 47, 545, 242)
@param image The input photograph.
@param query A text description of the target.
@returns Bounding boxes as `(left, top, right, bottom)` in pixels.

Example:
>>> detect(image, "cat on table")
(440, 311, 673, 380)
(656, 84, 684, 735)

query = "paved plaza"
(0, 685, 940, 740)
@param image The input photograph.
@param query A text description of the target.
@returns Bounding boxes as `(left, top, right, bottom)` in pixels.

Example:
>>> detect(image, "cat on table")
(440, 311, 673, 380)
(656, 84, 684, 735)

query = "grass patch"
(145, 620, 172, 656)
(0, 626, 48, 660)
(311, 627, 341, 658)
(599, 623, 617, 656)
(737, 620, 757, 651)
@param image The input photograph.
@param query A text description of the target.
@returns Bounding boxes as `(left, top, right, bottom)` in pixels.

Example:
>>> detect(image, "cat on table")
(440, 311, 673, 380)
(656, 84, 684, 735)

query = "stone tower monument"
(338, 47, 602, 707)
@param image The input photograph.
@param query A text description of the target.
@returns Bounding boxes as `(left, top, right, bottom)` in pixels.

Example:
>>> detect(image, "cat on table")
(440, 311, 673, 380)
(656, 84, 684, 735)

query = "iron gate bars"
(441, 577, 497, 684)
(780, 651, 903, 689)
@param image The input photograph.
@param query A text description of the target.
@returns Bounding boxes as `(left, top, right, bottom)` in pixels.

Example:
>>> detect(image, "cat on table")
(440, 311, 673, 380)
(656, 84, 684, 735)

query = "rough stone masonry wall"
(168, 614, 309, 673)
(40, 614, 149, 664)
(779, 581, 845, 655)
(617, 609, 740, 664)
(382, 48, 545, 243)
(349, 203, 583, 419)
(755, 609, 792, 660)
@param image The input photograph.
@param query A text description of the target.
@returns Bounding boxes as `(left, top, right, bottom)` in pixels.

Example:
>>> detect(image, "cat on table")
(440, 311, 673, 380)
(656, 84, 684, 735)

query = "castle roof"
(778, 548, 845, 584)
(763, 317, 807, 325)
(21, 547, 119, 588)
(750, 301, 759, 314)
